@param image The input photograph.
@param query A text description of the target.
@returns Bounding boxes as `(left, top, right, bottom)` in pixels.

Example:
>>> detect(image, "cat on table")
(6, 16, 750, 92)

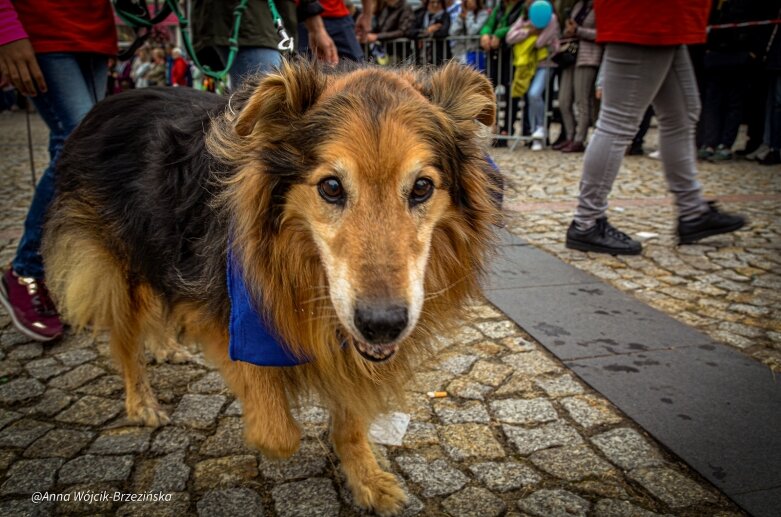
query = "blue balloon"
(529, 0, 553, 29)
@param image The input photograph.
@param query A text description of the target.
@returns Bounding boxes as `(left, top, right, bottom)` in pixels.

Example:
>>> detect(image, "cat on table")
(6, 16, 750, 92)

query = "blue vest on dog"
(227, 249, 308, 367)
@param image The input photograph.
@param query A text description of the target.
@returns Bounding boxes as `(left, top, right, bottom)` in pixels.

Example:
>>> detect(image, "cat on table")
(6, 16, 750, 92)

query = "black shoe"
(565, 217, 642, 255)
(759, 149, 780, 166)
(626, 144, 644, 156)
(677, 201, 746, 245)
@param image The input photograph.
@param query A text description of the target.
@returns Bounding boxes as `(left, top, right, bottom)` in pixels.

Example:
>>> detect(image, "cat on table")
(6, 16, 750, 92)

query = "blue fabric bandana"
(227, 248, 309, 367)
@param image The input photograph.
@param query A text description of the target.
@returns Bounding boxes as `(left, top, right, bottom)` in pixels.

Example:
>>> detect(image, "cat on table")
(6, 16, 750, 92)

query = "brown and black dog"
(42, 60, 499, 515)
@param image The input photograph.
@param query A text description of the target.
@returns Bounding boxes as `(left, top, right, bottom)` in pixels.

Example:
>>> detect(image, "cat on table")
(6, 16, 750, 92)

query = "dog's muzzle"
(352, 301, 408, 362)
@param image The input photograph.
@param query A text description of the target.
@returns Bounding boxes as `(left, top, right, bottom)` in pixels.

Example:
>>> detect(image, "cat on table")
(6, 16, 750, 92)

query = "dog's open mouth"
(353, 341, 398, 363)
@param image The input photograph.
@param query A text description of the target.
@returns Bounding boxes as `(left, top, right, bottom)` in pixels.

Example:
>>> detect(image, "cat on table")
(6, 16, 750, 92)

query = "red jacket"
(3, 0, 117, 56)
(594, 0, 711, 46)
(171, 57, 189, 87)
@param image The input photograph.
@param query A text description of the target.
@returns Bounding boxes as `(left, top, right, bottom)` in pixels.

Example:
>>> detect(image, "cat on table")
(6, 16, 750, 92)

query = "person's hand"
(480, 34, 492, 51)
(490, 35, 501, 49)
(366, 33, 379, 43)
(565, 19, 577, 35)
(309, 28, 339, 65)
(427, 23, 442, 34)
(0, 39, 46, 96)
(595, 87, 602, 100)
(355, 12, 372, 43)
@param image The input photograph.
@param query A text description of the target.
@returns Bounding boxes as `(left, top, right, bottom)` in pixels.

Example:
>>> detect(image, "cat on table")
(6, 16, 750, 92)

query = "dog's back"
(44, 87, 230, 329)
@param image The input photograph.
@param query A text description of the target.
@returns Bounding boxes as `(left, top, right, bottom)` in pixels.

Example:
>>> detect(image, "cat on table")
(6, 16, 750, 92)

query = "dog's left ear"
(423, 62, 496, 128)
(234, 60, 326, 138)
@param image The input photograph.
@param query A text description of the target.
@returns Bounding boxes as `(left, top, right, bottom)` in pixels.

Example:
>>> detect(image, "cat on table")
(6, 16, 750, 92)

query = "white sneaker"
(531, 127, 545, 140)
(531, 140, 543, 151)
(648, 150, 661, 160)
(746, 143, 770, 161)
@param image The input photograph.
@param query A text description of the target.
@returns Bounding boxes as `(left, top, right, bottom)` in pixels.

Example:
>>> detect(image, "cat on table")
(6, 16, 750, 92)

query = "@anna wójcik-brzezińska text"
(31, 490, 173, 504)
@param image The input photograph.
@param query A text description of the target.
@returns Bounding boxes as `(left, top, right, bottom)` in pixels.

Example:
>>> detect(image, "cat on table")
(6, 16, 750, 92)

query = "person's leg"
(759, 71, 781, 165)
(699, 69, 724, 151)
(715, 70, 745, 154)
(12, 53, 108, 279)
(557, 66, 575, 143)
(650, 46, 709, 221)
(229, 47, 282, 89)
(573, 65, 598, 144)
(323, 16, 364, 62)
(573, 44, 674, 229)
(527, 67, 549, 135)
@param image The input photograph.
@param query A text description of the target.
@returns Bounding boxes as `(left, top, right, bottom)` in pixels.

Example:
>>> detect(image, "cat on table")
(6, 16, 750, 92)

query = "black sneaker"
(677, 201, 746, 245)
(565, 217, 642, 255)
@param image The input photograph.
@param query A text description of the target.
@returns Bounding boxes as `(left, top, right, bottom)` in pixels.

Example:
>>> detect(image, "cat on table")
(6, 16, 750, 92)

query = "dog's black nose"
(354, 302, 408, 344)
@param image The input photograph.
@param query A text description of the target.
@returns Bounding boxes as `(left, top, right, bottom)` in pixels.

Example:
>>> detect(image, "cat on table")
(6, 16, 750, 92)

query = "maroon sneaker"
(0, 268, 63, 342)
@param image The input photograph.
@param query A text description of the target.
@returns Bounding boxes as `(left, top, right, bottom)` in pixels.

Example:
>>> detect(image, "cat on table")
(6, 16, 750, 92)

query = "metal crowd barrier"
(363, 35, 553, 150)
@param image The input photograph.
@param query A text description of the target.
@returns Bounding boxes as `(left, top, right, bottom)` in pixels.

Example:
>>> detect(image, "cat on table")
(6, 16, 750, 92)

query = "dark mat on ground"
(485, 231, 781, 517)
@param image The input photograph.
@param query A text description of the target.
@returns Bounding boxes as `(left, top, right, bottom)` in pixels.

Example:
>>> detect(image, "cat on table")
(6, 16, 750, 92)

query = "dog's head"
(212, 60, 499, 366)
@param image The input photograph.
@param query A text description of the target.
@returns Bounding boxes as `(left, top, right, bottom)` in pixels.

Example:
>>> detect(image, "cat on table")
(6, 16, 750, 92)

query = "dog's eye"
(409, 178, 434, 207)
(318, 177, 345, 205)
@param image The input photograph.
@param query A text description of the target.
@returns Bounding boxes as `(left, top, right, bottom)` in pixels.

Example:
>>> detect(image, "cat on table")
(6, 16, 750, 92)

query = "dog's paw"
(152, 341, 196, 364)
(128, 404, 170, 428)
(246, 422, 302, 460)
(350, 470, 407, 516)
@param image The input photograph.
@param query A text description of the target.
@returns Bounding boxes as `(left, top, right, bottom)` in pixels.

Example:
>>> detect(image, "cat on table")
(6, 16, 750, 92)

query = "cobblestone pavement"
(0, 111, 748, 516)
(493, 133, 781, 372)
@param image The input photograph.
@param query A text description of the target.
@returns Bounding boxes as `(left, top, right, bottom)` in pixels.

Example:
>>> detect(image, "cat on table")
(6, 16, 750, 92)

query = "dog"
(42, 60, 499, 515)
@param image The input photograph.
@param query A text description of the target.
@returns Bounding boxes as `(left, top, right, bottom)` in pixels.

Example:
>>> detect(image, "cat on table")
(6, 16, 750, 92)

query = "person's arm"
(304, 14, 338, 65)
(450, 12, 464, 36)
(505, 17, 530, 45)
(0, 0, 46, 96)
(433, 12, 450, 38)
(355, 0, 375, 42)
(575, 10, 596, 41)
(466, 10, 489, 36)
(479, 8, 497, 36)
(535, 14, 559, 48)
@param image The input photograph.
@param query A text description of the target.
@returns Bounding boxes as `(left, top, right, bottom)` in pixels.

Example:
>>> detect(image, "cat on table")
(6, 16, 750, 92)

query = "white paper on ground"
(368, 412, 411, 446)
(636, 231, 659, 239)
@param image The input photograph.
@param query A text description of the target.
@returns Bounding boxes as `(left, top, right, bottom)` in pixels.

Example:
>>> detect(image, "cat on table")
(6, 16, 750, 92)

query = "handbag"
(553, 38, 578, 69)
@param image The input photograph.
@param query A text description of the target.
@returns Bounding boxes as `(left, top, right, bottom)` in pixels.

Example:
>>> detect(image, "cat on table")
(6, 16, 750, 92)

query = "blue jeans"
(527, 67, 550, 134)
(12, 53, 107, 279)
(216, 46, 282, 90)
(298, 16, 364, 62)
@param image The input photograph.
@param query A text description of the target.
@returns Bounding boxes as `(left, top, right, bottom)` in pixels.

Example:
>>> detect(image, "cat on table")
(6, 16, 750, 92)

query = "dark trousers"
(632, 107, 655, 149)
(487, 46, 517, 136)
(701, 67, 747, 149)
(298, 16, 364, 62)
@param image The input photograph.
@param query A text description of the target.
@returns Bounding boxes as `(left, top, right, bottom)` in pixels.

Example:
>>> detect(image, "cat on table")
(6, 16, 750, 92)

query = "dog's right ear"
(234, 60, 326, 137)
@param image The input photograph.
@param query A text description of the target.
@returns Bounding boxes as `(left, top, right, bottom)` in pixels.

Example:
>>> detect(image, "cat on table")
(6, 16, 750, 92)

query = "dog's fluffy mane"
(46, 59, 499, 418)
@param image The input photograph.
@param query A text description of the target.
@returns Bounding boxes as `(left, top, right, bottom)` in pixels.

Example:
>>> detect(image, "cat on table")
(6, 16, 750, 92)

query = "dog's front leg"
(331, 406, 407, 516)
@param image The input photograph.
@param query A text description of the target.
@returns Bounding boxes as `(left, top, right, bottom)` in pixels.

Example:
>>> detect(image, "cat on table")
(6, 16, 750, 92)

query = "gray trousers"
(574, 44, 708, 228)
(559, 66, 576, 141)
(574, 65, 598, 143)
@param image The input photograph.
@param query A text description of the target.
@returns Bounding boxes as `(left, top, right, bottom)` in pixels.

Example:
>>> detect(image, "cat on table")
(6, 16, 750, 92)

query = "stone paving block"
(191, 371, 228, 394)
(494, 372, 536, 396)
(23, 428, 93, 459)
(0, 497, 54, 517)
(56, 483, 120, 514)
(432, 399, 490, 424)
(20, 389, 72, 417)
(7, 343, 43, 360)
(440, 423, 505, 461)
(0, 450, 15, 470)
(502, 351, 563, 376)
(151, 426, 192, 454)
(55, 348, 97, 367)
(152, 450, 190, 492)
(560, 395, 623, 429)
(172, 394, 226, 429)
(535, 374, 584, 397)
(272, 478, 340, 517)
(441, 486, 507, 517)
(475, 320, 518, 339)
(517, 488, 591, 517)
(530, 444, 618, 481)
(59, 454, 135, 484)
(24, 357, 69, 380)
(90, 427, 152, 455)
(0, 458, 62, 494)
(48, 364, 106, 390)
(628, 467, 718, 508)
(193, 454, 258, 490)
(197, 488, 264, 517)
(258, 440, 327, 481)
(469, 461, 541, 492)
(0, 378, 45, 404)
(402, 421, 438, 449)
(0, 408, 22, 430)
(200, 417, 252, 457)
(593, 499, 668, 517)
(446, 377, 493, 400)
(435, 353, 479, 375)
(223, 399, 243, 416)
(116, 492, 190, 517)
(0, 418, 53, 447)
(395, 454, 468, 497)
(490, 398, 558, 425)
(55, 395, 123, 426)
(469, 360, 513, 387)
(591, 428, 665, 470)
(75, 374, 124, 397)
(502, 421, 583, 455)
